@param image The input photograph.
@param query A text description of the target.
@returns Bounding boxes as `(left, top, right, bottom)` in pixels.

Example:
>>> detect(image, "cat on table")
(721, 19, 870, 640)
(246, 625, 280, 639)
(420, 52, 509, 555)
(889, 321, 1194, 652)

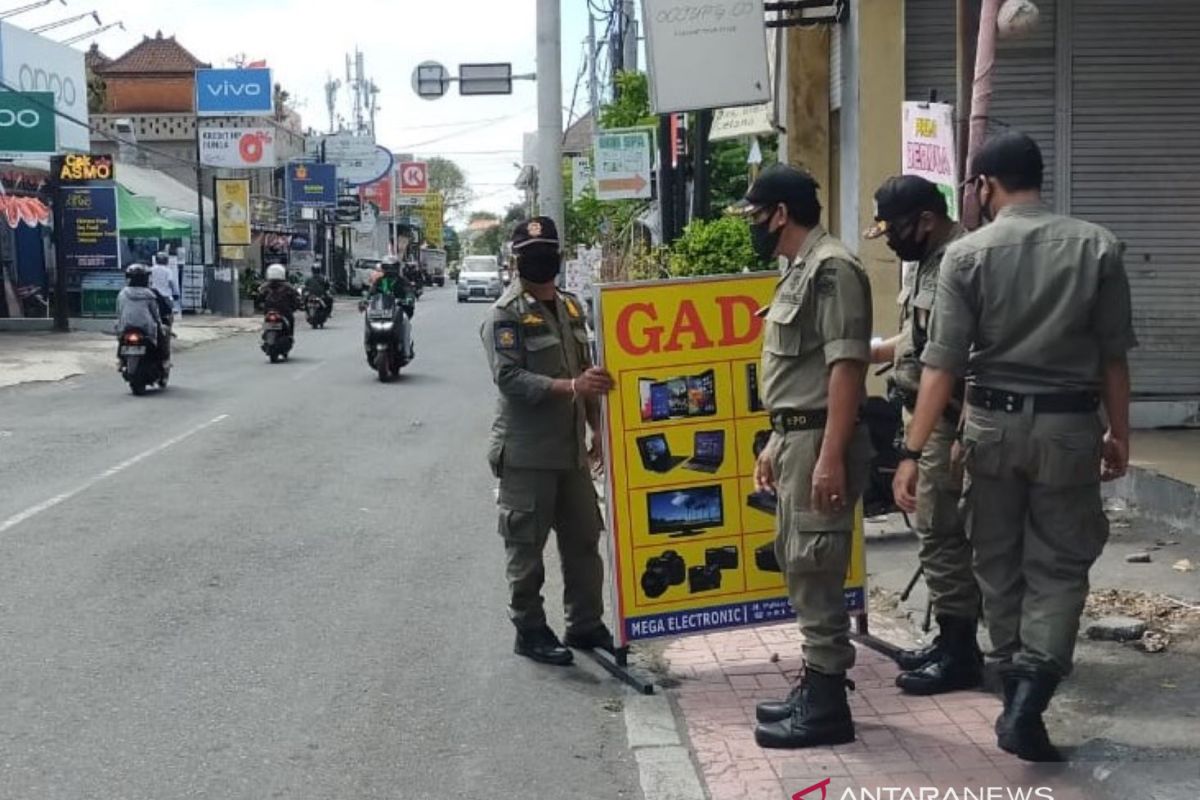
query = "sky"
(13, 0, 608, 222)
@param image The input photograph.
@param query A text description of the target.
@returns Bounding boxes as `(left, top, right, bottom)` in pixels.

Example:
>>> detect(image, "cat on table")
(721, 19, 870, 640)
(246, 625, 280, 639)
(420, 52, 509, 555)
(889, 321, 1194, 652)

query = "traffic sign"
(398, 161, 429, 195)
(593, 127, 654, 201)
(412, 61, 450, 100)
(459, 63, 512, 96)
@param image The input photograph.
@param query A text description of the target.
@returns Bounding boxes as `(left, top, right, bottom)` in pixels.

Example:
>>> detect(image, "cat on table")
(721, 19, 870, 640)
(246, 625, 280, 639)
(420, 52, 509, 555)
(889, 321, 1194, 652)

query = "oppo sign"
(0, 21, 88, 152)
(17, 64, 77, 108)
(0, 108, 41, 128)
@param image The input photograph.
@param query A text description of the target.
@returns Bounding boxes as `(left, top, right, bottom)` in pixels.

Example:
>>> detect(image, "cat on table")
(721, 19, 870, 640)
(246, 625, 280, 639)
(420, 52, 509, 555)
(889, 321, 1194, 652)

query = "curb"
(623, 693, 708, 800)
(1104, 466, 1200, 533)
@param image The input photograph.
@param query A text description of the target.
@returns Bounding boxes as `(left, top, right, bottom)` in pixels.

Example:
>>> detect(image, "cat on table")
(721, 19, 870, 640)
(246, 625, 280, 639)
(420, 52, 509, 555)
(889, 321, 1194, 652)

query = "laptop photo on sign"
(684, 430, 726, 474)
(636, 434, 686, 474)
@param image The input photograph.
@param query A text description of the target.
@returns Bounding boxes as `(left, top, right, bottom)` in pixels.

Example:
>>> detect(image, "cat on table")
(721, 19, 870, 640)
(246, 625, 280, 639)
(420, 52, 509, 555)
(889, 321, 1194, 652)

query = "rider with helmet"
(304, 265, 334, 318)
(117, 263, 167, 363)
(257, 263, 302, 333)
(368, 254, 417, 317)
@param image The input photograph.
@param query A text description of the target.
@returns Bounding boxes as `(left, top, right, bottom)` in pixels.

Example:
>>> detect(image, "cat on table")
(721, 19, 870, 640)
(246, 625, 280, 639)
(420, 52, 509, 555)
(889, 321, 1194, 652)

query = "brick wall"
(105, 77, 195, 114)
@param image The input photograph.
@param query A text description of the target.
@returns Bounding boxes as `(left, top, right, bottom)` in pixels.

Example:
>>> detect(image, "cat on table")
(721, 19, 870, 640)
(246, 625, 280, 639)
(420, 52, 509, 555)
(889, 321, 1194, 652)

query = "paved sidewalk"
(664, 626, 1092, 800)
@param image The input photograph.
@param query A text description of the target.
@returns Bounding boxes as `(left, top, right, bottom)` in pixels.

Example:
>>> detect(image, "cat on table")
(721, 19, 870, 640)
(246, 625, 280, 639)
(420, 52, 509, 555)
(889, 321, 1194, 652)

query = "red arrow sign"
(596, 174, 648, 194)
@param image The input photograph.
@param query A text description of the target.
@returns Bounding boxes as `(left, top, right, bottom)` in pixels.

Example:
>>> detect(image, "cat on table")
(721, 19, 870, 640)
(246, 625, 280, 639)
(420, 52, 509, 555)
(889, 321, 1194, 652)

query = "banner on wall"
(901, 101, 959, 220)
(595, 273, 867, 647)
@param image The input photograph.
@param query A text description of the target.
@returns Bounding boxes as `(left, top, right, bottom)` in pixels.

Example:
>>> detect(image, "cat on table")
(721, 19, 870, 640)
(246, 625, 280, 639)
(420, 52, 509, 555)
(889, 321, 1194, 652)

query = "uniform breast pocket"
(763, 302, 803, 356)
(524, 334, 565, 376)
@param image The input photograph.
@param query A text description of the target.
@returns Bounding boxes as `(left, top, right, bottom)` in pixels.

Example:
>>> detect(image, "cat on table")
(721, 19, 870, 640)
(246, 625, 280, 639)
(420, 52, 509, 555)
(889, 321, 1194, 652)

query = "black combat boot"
(895, 616, 983, 696)
(996, 668, 1064, 762)
(755, 668, 855, 749)
(564, 624, 615, 654)
(893, 636, 945, 672)
(514, 625, 574, 666)
(755, 671, 808, 724)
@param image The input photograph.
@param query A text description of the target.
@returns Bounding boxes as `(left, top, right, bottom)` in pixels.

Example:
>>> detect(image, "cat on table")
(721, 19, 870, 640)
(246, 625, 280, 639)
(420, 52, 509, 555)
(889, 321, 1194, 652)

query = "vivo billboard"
(195, 68, 274, 117)
(0, 22, 88, 152)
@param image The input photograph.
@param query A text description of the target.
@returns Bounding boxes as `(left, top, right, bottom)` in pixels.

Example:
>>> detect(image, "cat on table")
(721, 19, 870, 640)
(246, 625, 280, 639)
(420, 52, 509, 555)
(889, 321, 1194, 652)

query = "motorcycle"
(304, 291, 330, 329)
(261, 310, 294, 363)
(403, 265, 424, 300)
(362, 293, 414, 382)
(118, 326, 169, 395)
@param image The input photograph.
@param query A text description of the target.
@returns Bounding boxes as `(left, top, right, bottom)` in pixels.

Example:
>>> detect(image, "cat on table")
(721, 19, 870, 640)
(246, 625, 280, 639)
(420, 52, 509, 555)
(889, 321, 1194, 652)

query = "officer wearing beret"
(481, 217, 616, 666)
(894, 132, 1136, 762)
(866, 175, 982, 696)
(740, 165, 874, 750)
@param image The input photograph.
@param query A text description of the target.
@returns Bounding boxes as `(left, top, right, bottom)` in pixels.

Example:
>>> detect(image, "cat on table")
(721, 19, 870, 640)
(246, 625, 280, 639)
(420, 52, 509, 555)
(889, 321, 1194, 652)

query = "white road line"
(0, 414, 229, 535)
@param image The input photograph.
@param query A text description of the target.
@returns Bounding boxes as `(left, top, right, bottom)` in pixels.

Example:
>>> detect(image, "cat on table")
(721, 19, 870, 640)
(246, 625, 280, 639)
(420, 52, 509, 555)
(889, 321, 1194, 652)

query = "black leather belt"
(967, 386, 1101, 414)
(770, 409, 828, 433)
(893, 386, 962, 425)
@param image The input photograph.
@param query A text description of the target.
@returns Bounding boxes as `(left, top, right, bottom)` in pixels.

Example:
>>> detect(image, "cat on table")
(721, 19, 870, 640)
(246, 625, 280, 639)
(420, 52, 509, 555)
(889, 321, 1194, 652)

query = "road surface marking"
(0, 414, 229, 535)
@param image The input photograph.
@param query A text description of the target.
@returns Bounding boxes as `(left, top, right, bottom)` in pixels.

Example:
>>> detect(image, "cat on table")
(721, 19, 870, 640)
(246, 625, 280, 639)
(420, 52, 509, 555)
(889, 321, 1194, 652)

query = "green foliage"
(472, 224, 503, 256)
(427, 157, 472, 213)
(599, 72, 657, 129)
(708, 137, 779, 215)
(443, 227, 462, 263)
(667, 215, 765, 277)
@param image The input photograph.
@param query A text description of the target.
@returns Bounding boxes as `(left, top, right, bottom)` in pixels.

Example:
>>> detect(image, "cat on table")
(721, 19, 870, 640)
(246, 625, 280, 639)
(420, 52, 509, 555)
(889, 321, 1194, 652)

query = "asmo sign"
(57, 154, 114, 183)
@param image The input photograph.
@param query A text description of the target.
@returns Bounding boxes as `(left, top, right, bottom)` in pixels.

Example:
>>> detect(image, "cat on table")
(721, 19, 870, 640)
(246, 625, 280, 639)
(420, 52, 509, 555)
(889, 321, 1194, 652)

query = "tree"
(469, 211, 499, 223)
(472, 224, 504, 256)
(709, 137, 779, 214)
(427, 157, 472, 214)
(273, 83, 292, 123)
(668, 216, 768, 277)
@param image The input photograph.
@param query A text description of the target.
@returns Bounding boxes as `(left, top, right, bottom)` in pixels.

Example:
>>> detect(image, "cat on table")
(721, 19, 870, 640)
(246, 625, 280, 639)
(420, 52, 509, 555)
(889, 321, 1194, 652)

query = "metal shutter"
(905, 0, 1057, 204)
(1071, 0, 1200, 395)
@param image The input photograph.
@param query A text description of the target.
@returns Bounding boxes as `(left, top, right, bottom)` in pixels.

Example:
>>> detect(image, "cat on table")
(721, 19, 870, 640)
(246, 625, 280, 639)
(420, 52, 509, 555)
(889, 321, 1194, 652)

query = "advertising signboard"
(199, 127, 276, 168)
(322, 134, 393, 186)
(287, 162, 337, 209)
(215, 178, 251, 247)
(397, 161, 429, 195)
(415, 192, 444, 246)
(640, 0, 770, 113)
(0, 91, 55, 158)
(596, 273, 866, 646)
(358, 174, 393, 216)
(0, 22, 88, 152)
(58, 185, 119, 271)
(902, 102, 959, 220)
(593, 128, 654, 201)
(195, 68, 274, 117)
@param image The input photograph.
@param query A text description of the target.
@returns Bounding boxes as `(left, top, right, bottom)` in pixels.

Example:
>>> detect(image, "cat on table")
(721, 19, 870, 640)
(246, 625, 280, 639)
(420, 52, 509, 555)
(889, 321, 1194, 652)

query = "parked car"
(457, 255, 504, 303)
(351, 258, 381, 292)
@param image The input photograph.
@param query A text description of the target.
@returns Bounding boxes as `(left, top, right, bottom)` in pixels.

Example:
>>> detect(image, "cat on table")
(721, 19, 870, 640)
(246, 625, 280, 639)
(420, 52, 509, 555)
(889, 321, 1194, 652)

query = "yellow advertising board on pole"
(417, 191, 444, 247)
(214, 178, 251, 247)
(595, 273, 867, 648)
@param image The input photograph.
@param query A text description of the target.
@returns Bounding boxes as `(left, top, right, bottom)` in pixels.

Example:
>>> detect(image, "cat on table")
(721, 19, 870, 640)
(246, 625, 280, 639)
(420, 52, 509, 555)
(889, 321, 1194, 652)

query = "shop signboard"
(58, 185, 119, 271)
(901, 101, 959, 220)
(358, 174, 393, 216)
(595, 273, 866, 646)
(195, 67, 273, 117)
(321, 134, 393, 187)
(415, 191, 444, 246)
(0, 91, 55, 158)
(54, 153, 114, 184)
(198, 126, 276, 168)
(214, 178, 251, 247)
(286, 162, 337, 209)
(0, 22, 88, 152)
(593, 128, 654, 201)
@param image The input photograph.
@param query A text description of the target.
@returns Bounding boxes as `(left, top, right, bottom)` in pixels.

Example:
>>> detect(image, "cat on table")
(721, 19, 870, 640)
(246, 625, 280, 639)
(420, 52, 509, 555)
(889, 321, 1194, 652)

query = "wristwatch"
(899, 446, 923, 462)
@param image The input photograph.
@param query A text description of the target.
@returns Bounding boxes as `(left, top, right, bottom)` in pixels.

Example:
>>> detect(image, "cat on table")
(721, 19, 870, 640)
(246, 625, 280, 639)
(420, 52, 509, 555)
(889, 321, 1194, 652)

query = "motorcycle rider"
(304, 265, 334, 318)
(402, 256, 424, 293)
(257, 263, 301, 334)
(150, 252, 180, 325)
(364, 254, 416, 362)
(116, 263, 166, 365)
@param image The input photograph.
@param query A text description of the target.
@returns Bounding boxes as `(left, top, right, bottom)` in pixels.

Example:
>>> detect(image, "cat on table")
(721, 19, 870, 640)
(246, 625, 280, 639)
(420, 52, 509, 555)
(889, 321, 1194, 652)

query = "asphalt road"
(0, 290, 642, 800)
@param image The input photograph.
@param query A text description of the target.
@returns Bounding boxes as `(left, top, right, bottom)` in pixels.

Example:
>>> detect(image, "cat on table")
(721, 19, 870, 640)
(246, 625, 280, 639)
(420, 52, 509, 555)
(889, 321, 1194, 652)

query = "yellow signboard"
(417, 191, 444, 247)
(215, 178, 251, 247)
(596, 273, 866, 646)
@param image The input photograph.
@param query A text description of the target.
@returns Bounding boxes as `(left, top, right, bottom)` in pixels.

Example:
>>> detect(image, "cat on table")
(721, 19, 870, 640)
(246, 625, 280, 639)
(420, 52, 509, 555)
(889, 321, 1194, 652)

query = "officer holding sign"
(738, 165, 874, 750)
(481, 217, 616, 666)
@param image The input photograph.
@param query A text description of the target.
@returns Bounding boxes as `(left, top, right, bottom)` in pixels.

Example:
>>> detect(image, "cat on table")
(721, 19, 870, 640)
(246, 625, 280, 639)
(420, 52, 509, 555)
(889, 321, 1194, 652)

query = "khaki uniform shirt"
(923, 204, 1137, 393)
(482, 282, 593, 470)
(892, 224, 963, 393)
(761, 226, 873, 411)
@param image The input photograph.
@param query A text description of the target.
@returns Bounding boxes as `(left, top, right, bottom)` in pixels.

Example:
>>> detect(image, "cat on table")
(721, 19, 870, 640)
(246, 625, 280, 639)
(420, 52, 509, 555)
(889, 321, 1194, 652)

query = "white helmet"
(266, 263, 286, 281)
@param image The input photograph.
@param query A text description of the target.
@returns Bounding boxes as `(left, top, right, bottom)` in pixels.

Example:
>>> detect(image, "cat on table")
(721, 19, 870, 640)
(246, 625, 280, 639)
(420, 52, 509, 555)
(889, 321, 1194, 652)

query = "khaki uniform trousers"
(773, 424, 872, 674)
(961, 407, 1109, 678)
(496, 465, 605, 634)
(908, 415, 980, 620)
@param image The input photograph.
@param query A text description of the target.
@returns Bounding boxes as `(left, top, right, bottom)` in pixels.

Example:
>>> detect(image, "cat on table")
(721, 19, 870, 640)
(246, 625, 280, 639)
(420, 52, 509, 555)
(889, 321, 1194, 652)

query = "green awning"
(117, 185, 191, 238)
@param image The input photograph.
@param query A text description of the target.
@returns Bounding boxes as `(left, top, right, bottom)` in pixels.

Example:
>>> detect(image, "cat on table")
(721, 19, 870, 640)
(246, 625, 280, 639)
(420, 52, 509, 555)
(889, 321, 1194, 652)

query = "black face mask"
(887, 221, 929, 262)
(750, 218, 782, 263)
(517, 253, 561, 285)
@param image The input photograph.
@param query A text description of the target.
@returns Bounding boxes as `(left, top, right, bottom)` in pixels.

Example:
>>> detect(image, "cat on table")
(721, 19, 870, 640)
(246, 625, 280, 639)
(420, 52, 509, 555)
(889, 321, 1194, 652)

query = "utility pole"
(587, 14, 600, 113)
(536, 0, 564, 227)
(622, 0, 638, 73)
(963, 0, 1000, 230)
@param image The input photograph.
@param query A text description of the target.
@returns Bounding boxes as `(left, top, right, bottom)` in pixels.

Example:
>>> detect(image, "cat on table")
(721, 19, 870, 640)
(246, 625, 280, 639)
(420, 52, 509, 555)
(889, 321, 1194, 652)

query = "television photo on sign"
(646, 485, 724, 537)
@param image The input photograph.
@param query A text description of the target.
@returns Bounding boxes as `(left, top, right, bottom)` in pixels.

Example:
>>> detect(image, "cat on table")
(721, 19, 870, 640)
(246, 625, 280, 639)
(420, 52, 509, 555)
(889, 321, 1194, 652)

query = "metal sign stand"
(583, 646, 655, 695)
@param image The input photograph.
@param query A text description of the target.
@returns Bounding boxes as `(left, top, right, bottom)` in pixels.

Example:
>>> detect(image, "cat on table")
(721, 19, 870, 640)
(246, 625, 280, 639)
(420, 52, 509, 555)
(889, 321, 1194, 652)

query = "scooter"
(261, 310, 294, 363)
(304, 291, 330, 329)
(362, 293, 414, 382)
(118, 326, 169, 395)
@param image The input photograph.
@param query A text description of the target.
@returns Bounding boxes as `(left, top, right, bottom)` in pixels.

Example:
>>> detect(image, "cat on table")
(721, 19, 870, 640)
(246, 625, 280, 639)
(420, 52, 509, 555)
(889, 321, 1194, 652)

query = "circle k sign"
(398, 161, 428, 194)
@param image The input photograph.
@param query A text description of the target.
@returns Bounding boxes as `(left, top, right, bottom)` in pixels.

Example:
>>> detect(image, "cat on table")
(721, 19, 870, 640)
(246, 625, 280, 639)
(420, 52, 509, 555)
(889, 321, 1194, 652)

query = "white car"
(457, 256, 504, 303)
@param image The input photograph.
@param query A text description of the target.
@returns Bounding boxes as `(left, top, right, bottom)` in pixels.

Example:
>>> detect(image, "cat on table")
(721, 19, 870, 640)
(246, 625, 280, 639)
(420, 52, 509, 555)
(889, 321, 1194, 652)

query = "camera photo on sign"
(635, 538, 746, 604)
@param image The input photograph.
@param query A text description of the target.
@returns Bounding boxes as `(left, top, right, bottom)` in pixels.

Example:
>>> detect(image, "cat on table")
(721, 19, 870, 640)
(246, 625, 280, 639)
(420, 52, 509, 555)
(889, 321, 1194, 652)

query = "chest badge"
(520, 312, 546, 327)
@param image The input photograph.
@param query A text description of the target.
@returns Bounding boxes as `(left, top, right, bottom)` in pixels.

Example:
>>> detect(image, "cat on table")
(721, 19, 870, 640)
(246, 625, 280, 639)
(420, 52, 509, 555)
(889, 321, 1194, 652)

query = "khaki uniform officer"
(481, 216, 616, 667)
(737, 165, 874, 750)
(895, 132, 1136, 762)
(865, 175, 982, 696)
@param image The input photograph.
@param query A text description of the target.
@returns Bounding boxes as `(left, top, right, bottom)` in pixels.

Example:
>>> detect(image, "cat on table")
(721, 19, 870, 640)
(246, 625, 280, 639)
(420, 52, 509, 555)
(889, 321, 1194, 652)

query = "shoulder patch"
(564, 296, 582, 319)
(494, 320, 519, 350)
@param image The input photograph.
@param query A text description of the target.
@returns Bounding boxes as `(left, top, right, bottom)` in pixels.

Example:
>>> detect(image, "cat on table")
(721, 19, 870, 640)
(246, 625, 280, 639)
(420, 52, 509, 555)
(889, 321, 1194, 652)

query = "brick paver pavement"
(664, 624, 1091, 800)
